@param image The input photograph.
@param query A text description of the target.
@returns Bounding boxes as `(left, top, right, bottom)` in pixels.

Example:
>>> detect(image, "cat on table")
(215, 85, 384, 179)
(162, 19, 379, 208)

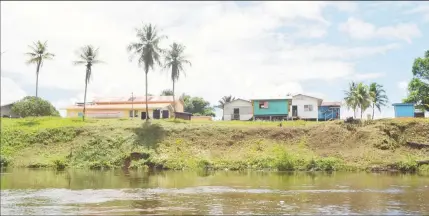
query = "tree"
(127, 23, 167, 122)
(356, 82, 371, 119)
(25, 41, 55, 97)
(163, 42, 191, 116)
(369, 83, 388, 119)
(11, 96, 60, 117)
(160, 89, 174, 96)
(344, 82, 358, 118)
(404, 50, 429, 111)
(73, 45, 103, 121)
(217, 95, 235, 120)
(182, 94, 215, 117)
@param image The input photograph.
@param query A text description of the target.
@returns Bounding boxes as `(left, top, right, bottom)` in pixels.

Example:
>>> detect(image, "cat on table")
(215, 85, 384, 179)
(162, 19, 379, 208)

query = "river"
(1, 168, 428, 215)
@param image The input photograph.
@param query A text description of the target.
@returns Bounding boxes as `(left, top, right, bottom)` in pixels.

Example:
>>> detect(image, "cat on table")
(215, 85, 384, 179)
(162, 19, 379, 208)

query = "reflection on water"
(1, 168, 428, 215)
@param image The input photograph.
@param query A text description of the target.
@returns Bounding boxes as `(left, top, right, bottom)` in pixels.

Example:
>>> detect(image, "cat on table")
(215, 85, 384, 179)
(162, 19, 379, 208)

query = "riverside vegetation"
(1, 117, 428, 173)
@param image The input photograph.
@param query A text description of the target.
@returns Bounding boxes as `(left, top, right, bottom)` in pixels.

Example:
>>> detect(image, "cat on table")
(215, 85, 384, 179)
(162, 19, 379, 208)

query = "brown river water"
(1, 168, 428, 215)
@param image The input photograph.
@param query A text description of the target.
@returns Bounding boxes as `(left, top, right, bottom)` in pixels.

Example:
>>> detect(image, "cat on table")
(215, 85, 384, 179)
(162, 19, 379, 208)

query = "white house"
(223, 99, 253, 121)
(291, 94, 323, 120)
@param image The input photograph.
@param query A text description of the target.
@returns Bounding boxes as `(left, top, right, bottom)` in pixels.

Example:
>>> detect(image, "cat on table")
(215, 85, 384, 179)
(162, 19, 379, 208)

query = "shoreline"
(1, 117, 428, 173)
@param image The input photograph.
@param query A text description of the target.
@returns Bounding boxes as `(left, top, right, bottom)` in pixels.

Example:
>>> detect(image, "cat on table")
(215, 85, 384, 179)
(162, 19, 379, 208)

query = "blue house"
(251, 97, 292, 121)
(392, 103, 415, 118)
(318, 102, 341, 121)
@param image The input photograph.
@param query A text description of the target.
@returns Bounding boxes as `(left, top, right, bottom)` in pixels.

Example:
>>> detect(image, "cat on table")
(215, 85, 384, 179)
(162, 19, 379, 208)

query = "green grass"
(1, 117, 428, 172)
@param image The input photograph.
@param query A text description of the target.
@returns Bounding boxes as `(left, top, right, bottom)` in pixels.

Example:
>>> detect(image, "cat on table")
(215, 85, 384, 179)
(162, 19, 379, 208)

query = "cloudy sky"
(1, 1, 428, 118)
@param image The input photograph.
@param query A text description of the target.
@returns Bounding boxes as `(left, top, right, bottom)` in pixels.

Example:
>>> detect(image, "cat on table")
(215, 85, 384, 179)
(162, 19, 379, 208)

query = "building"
(392, 103, 415, 118)
(291, 94, 323, 121)
(65, 95, 184, 119)
(0, 102, 19, 118)
(318, 102, 341, 121)
(223, 99, 253, 121)
(251, 97, 292, 121)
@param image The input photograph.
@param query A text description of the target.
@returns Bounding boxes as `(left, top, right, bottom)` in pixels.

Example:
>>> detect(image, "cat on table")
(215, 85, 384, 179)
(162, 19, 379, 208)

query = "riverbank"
(1, 117, 428, 172)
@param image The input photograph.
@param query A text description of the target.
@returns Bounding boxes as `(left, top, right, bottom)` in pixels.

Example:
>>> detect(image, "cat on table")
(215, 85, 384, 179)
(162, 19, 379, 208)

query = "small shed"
(392, 103, 415, 118)
(174, 112, 193, 121)
(223, 99, 253, 121)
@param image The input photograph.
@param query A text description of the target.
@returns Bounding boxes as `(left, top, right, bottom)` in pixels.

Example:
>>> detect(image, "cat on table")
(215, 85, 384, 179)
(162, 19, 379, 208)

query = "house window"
(304, 105, 313, 112)
(129, 110, 138, 117)
(259, 101, 269, 109)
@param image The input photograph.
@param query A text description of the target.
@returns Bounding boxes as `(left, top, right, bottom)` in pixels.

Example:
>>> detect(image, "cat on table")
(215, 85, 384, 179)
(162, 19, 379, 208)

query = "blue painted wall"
(318, 106, 340, 120)
(393, 103, 415, 117)
(253, 100, 288, 116)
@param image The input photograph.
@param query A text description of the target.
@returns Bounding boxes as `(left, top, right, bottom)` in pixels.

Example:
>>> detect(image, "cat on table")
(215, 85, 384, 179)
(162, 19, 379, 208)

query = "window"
(304, 105, 313, 112)
(129, 110, 138, 117)
(259, 101, 269, 109)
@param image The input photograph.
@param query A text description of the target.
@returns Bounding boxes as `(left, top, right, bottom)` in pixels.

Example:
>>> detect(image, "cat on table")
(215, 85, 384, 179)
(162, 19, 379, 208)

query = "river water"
(1, 168, 428, 215)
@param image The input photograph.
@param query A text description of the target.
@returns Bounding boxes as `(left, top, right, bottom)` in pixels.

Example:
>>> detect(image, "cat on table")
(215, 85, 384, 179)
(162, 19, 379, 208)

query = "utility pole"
(131, 92, 134, 119)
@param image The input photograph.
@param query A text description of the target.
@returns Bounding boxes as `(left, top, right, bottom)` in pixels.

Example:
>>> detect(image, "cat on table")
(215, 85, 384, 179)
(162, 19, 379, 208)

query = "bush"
(11, 96, 60, 117)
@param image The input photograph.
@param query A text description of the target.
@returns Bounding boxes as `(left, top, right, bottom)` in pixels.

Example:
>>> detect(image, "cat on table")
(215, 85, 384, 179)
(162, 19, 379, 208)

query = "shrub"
(11, 96, 60, 117)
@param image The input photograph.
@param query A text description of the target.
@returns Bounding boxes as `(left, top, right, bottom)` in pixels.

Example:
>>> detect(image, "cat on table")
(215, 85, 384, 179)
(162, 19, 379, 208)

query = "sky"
(1, 1, 428, 119)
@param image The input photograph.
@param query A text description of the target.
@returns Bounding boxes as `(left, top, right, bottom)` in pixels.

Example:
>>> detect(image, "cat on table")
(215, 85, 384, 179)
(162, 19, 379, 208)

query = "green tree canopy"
(181, 93, 215, 117)
(160, 89, 174, 96)
(11, 96, 60, 117)
(403, 50, 429, 110)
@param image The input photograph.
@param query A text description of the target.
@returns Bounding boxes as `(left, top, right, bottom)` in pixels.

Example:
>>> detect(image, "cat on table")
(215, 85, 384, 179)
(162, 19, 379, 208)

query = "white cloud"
(351, 72, 386, 81)
(405, 5, 429, 22)
(398, 81, 409, 90)
(0, 76, 27, 105)
(1, 2, 402, 107)
(338, 17, 422, 43)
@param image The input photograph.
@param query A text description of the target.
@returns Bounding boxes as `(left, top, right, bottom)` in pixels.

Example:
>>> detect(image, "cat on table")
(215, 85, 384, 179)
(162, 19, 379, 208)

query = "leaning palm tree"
(163, 43, 191, 117)
(355, 82, 371, 119)
(217, 95, 236, 120)
(127, 23, 167, 122)
(73, 45, 103, 121)
(369, 82, 388, 120)
(344, 82, 358, 118)
(25, 41, 55, 97)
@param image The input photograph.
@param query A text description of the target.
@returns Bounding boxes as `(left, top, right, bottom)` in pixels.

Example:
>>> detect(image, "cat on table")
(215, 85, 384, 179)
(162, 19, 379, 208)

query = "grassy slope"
(1, 117, 428, 172)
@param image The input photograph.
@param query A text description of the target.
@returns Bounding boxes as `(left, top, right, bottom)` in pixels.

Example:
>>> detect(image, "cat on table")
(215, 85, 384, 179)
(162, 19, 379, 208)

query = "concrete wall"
(223, 100, 253, 121)
(393, 105, 415, 117)
(253, 100, 288, 116)
(292, 95, 319, 119)
(192, 116, 212, 121)
(0, 104, 19, 117)
(66, 109, 170, 119)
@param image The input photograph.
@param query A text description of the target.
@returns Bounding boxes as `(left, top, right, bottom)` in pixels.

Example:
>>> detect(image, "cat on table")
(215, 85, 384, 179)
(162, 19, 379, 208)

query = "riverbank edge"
(1, 118, 428, 173)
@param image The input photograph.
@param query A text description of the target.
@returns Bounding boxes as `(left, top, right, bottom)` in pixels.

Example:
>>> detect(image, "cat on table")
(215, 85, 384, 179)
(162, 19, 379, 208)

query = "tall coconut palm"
(25, 41, 55, 97)
(369, 83, 388, 120)
(127, 23, 167, 122)
(73, 45, 104, 121)
(163, 42, 191, 116)
(217, 95, 236, 120)
(344, 82, 358, 118)
(355, 82, 371, 119)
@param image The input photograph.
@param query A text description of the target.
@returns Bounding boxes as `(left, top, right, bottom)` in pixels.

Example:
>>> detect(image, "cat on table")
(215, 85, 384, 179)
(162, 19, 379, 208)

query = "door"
(162, 110, 169, 119)
(153, 109, 161, 119)
(292, 106, 298, 117)
(233, 108, 239, 120)
(141, 112, 147, 120)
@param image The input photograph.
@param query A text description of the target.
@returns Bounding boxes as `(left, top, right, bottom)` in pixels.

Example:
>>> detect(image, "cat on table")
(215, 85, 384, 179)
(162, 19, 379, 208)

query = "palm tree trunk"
(360, 108, 363, 119)
(145, 69, 149, 122)
(35, 62, 41, 97)
(372, 104, 375, 120)
(173, 80, 176, 119)
(83, 80, 88, 122)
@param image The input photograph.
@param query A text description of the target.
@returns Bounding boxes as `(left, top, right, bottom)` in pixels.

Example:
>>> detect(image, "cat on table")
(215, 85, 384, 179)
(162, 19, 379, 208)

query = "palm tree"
(355, 82, 371, 119)
(73, 45, 103, 121)
(369, 83, 388, 119)
(127, 23, 167, 122)
(25, 41, 55, 97)
(217, 95, 235, 120)
(163, 42, 191, 116)
(344, 82, 358, 118)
